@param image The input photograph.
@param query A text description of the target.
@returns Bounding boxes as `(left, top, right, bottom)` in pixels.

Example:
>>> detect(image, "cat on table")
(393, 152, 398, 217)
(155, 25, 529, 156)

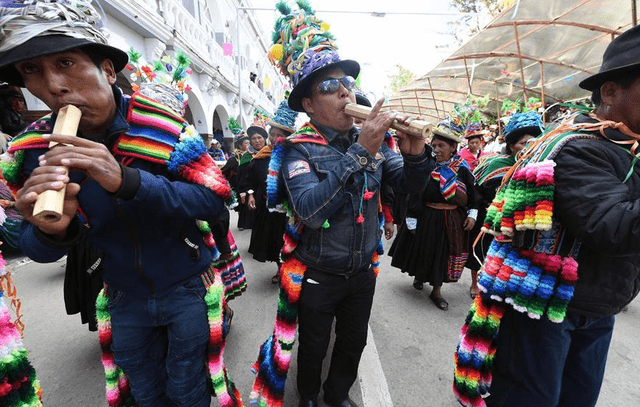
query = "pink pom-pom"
(560, 257, 579, 283)
(357, 213, 365, 224)
(363, 190, 375, 200)
(546, 254, 562, 273)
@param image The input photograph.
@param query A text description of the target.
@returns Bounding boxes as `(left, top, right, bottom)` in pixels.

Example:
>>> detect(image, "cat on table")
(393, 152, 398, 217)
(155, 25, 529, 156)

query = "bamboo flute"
(32, 105, 82, 222)
(344, 103, 432, 138)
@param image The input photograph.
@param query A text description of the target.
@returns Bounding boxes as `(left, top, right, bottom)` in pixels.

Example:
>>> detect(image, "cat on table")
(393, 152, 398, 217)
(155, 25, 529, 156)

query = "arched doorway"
(213, 105, 231, 153)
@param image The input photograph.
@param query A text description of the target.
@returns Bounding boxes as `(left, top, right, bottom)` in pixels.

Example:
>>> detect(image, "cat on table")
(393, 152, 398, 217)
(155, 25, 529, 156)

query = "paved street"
(5, 214, 640, 406)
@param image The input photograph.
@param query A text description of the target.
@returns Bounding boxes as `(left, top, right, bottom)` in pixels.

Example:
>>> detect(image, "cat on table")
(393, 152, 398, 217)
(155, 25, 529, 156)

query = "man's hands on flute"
(16, 133, 123, 238)
(357, 98, 425, 156)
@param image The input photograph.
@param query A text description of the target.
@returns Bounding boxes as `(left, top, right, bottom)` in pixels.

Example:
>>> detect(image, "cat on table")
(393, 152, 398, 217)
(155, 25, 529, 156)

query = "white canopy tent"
(389, 0, 637, 123)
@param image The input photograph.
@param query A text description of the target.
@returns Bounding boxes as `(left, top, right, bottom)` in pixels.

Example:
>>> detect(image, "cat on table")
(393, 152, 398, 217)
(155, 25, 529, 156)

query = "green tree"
(446, 0, 504, 44)
(389, 65, 415, 93)
(450, 0, 503, 16)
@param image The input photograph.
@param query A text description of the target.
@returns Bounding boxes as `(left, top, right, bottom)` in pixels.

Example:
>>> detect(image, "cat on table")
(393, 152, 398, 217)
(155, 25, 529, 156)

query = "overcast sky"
(248, 0, 474, 102)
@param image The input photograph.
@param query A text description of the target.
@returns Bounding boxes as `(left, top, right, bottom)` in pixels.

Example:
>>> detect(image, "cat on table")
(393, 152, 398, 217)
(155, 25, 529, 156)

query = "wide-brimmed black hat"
(246, 125, 268, 139)
(0, 35, 128, 87)
(355, 90, 372, 107)
(579, 24, 640, 91)
(288, 58, 360, 112)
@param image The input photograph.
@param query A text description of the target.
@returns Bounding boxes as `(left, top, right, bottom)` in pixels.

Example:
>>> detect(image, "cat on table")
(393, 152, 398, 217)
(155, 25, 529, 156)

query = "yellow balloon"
(321, 22, 330, 32)
(270, 44, 283, 61)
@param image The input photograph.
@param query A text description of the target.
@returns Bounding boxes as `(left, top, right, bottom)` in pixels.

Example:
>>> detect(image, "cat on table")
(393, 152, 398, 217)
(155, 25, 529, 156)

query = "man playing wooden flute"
(249, 4, 435, 407)
(0, 1, 242, 406)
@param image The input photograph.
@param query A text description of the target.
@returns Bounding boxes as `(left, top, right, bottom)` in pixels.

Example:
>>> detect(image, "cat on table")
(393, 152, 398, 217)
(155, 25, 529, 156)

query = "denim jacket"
(283, 122, 435, 275)
(15, 87, 224, 297)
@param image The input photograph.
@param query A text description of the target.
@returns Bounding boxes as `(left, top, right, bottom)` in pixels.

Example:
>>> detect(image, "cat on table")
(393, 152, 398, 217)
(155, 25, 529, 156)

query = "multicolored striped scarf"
(251, 124, 384, 407)
(1, 93, 243, 407)
(431, 156, 469, 202)
(453, 119, 604, 407)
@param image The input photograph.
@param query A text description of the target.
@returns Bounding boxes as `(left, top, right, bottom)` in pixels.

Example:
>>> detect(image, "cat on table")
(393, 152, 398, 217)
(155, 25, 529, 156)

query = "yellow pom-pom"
(270, 44, 284, 61)
(321, 22, 330, 32)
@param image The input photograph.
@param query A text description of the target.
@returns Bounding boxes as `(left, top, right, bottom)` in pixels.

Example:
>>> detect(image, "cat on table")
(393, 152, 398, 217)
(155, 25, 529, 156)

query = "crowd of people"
(0, 1, 639, 407)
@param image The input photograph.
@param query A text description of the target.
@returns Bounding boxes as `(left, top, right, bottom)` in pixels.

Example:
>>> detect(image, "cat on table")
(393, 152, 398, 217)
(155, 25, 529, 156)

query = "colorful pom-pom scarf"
(251, 123, 386, 407)
(0, 205, 43, 406)
(453, 116, 622, 407)
(1, 93, 243, 407)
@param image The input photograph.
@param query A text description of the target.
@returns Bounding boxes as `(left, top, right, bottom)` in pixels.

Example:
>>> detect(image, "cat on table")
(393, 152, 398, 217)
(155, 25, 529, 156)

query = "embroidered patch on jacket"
(288, 160, 310, 178)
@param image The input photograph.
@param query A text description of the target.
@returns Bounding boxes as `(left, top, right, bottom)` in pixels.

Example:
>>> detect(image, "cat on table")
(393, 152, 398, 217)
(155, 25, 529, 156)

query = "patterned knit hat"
(503, 111, 543, 145)
(267, 0, 359, 112)
(0, 0, 128, 86)
(268, 99, 298, 134)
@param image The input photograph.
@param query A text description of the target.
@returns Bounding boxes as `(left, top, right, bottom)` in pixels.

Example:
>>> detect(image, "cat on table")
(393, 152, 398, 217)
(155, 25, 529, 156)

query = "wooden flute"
(32, 105, 82, 222)
(344, 103, 432, 138)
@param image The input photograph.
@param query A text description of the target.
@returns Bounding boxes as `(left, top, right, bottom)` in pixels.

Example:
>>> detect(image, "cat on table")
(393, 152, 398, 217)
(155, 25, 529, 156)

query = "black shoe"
(323, 396, 357, 407)
(429, 293, 449, 311)
(412, 278, 424, 290)
(298, 396, 318, 407)
(222, 308, 234, 339)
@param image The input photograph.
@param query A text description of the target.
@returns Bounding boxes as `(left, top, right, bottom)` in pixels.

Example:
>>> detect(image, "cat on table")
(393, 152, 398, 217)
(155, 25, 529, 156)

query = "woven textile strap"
(453, 122, 602, 407)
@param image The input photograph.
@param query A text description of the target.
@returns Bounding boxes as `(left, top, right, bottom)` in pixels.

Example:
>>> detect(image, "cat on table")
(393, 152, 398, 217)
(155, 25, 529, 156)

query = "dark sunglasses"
(315, 76, 357, 94)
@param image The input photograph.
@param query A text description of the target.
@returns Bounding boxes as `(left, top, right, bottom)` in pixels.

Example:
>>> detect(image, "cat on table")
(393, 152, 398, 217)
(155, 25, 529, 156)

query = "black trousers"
(296, 266, 377, 402)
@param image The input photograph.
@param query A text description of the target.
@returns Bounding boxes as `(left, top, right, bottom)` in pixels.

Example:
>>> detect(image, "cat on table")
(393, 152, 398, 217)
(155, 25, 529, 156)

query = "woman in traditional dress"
(234, 131, 258, 230)
(246, 101, 297, 283)
(390, 123, 480, 311)
(467, 111, 544, 297)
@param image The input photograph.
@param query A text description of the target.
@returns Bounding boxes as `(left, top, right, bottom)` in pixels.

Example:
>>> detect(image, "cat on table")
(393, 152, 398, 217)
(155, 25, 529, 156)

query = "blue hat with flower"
(269, 99, 299, 134)
(268, 0, 359, 112)
(504, 111, 543, 144)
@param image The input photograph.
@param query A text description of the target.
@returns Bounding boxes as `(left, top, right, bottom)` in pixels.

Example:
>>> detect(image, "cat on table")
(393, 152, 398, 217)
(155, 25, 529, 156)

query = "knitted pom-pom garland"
(454, 125, 607, 407)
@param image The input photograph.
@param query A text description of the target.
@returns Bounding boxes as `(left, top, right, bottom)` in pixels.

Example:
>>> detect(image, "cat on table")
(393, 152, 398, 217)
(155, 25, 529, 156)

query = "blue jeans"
(487, 308, 615, 407)
(108, 275, 211, 407)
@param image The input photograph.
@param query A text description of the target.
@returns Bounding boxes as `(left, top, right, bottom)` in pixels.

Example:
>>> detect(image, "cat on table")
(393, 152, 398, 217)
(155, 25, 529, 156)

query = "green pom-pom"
(322, 220, 330, 228)
(276, 0, 291, 16)
(153, 60, 166, 72)
(127, 47, 142, 64)
(296, 0, 314, 15)
(228, 117, 242, 135)
(174, 49, 191, 67)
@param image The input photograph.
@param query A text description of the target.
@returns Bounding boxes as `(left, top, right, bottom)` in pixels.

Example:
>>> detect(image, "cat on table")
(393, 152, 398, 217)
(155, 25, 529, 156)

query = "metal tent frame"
(389, 0, 636, 123)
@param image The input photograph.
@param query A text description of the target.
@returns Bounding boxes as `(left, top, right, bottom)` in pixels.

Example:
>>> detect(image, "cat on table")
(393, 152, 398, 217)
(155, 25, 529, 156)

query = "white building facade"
(23, 0, 287, 148)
